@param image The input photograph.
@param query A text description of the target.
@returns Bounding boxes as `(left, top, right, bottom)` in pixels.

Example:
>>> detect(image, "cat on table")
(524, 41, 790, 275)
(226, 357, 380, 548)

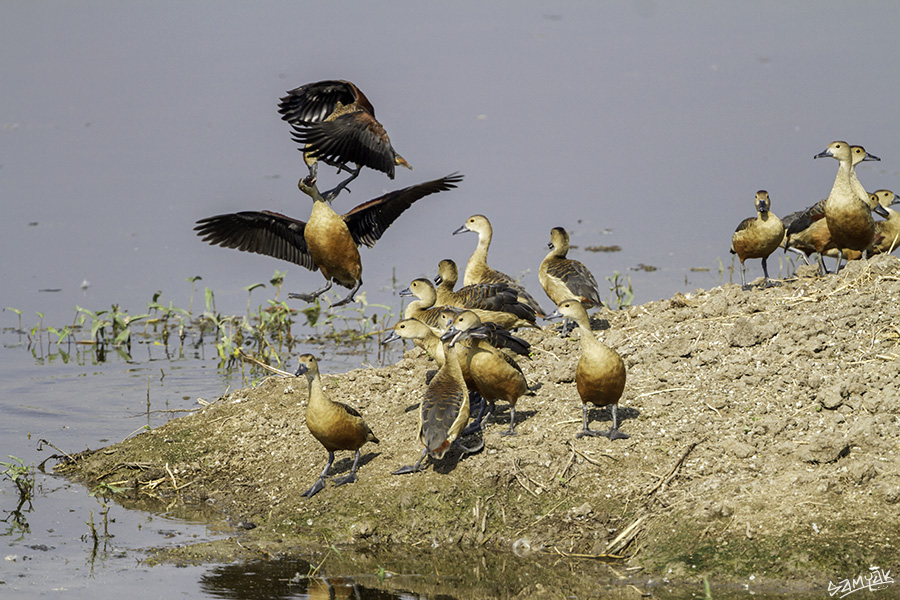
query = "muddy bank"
(56, 255, 900, 597)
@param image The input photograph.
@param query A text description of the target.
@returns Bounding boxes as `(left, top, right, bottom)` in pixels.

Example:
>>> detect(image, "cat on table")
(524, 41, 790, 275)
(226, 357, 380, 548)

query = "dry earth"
(56, 254, 900, 598)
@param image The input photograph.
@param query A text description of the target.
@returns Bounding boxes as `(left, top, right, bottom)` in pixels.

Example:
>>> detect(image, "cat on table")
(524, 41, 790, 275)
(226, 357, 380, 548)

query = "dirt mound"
(57, 254, 900, 594)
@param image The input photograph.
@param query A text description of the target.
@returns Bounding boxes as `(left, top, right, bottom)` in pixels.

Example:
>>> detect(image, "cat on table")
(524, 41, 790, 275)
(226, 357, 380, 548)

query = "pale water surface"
(2, 2, 899, 598)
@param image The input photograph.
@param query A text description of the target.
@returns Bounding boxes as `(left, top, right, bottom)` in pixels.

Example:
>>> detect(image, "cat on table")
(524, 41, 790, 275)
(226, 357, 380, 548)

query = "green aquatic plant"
(1, 456, 34, 502)
(244, 282, 266, 316)
(6, 274, 396, 373)
(3, 307, 23, 332)
(606, 271, 634, 309)
(270, 269, 286, 300)
(186, 275, 202, 315)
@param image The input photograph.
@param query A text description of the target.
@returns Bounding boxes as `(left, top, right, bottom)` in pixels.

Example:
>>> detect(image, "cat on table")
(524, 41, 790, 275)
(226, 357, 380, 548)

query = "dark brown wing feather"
(733, 216, 755, 234)
(786, 199, 826, 238)
(290, 115, 396, 176)
(343, 174, 464, 248)
(455, 285, 537, 322)
(421, 387, 464, 453)
(194, 211, 317, 272)
(278, 80, 361, 124)
(479, 323, 531, 356)
(547, 259, 602, 306)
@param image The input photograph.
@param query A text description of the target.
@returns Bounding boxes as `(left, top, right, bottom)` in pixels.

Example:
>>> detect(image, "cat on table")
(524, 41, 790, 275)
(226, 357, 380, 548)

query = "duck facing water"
(539, 227, 603, 309)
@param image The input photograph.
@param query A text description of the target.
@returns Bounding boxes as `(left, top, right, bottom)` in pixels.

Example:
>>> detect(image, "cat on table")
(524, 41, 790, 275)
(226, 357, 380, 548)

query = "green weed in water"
(5, 273, 396, 374)
(606, 271, 634, 309)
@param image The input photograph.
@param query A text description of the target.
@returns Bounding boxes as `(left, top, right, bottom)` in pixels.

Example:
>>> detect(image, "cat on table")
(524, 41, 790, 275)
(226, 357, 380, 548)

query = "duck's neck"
(473, 230, 491, 263)
(545, 244, 566, 261)
(439, 341, 464, 382)
(828, 158, 854, 204)
(306, 373, 327, 406)
(421, 332, 442, 365)
(466, 232, 491, 282)
(848, 162, 871, 205)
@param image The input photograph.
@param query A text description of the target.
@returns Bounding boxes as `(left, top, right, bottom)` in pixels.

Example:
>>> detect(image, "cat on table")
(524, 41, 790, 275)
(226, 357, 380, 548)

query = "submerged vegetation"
(2, 270, 399, 375)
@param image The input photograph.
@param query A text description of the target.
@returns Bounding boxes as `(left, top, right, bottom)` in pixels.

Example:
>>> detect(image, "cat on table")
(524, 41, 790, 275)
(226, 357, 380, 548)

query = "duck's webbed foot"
(332, 450, 361, 486)
(602, 428, 630, 441)
(289, 280, 333, 303)
(322, 165, 362, 202)
(330, 280, 362, 307)
(575, 428, 606, 439)
(301, 477, 326, 498)
(392, 449, 427, 475)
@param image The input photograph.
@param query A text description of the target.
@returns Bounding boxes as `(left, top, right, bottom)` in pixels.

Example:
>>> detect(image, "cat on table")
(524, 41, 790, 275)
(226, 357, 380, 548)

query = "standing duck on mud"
(551, 300, 628, 441)
(294, 354, 379, 498)
(452, 214, 546, 317)
(784, 145, 884, 273)
(383, 319, 483, 474)
(817, 141, 884, 273)
(730, 190, 785, 290)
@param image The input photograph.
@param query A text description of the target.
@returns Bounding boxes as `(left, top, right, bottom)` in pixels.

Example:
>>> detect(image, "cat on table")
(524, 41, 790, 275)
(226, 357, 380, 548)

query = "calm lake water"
(3, 1, 900, 597)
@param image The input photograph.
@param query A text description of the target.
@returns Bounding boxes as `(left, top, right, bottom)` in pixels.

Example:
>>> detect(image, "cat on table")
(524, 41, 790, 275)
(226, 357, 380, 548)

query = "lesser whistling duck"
(784, 146, 881, 270)
(539, 227, 603, 309)
(552, 300, 628, 441)
(383, 319, 482, 474)
(817, 141, 880, 272)
(436, 306, 531, 434)
(779, 209, 813, 266)
(453, 214, 546, 316)
(195, 174, 462, 307)
(445, 311, 529, 436)
(434, 259, 538, 330)
(730, 190, 785, 290)
(401, 278, 463, 336)
(849, 145, 880, 205)
(383, 313, 480, 414)
(869, 190, 900, 255)
(278, 80, 412, 199)
(294, 354, 379, 498)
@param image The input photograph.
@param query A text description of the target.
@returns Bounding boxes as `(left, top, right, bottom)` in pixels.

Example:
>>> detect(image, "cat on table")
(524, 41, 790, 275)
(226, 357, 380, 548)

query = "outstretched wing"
(343, 174, 464, 248)
(278, 80, 363, 124)
(194, 211, 317, 272)
(290, 115, 396, 176)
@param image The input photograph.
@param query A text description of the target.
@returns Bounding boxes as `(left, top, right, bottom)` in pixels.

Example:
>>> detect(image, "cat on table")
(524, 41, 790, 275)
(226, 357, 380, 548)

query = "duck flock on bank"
(195, 81, 900, 497)
(732, 141, 900, 289)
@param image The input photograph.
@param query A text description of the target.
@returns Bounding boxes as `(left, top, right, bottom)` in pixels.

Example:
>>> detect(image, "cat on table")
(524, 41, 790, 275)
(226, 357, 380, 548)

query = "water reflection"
(199, 564, 405, 600)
